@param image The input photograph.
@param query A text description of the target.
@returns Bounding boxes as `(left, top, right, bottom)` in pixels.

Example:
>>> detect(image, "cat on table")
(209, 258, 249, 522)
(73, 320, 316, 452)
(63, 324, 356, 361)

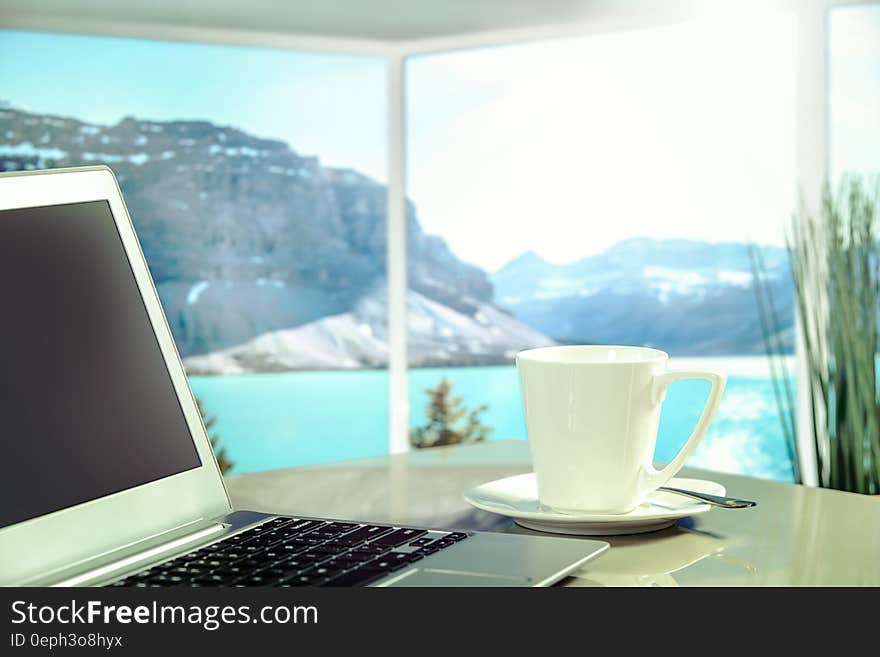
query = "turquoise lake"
(189, 360, 795, 482)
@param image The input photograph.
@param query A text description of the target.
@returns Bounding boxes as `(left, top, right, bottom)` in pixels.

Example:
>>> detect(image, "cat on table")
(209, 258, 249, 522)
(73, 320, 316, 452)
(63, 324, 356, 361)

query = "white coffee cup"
(516, 345, 726, 514)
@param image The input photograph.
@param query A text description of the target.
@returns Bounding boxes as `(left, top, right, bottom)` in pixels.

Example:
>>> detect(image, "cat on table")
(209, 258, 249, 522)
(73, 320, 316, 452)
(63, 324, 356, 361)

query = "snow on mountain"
(184, 287, 555, 374)
(184, 313, 388, 373)
(492, 238, 793, 355)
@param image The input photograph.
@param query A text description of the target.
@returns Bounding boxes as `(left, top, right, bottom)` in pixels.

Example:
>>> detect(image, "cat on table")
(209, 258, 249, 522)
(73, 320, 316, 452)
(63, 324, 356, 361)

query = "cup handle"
(638, 369, 727, 498)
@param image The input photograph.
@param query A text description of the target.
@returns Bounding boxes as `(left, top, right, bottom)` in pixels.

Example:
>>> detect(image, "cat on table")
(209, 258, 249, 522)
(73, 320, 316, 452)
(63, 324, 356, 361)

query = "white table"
(225, 440, 880, 586)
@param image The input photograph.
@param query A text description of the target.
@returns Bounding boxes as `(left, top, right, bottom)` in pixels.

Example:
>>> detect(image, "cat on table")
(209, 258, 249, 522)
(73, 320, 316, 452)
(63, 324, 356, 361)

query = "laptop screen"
(0, 200, 201, 530)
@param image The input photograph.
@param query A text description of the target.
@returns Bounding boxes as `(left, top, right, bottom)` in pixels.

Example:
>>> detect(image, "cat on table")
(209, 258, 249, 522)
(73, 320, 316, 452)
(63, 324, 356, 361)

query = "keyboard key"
(346, 543, 392, 556)
(259, 565, 301, 578)
(324, 568, 387, 587)
(256, 548, 284, 559)
(281, 573, 327, 587)
(332, 525, 394, 546)
(369, 528, 428, 548)
(278, 543, 310, 555)
(302, 565, 345, 579)
(365, 552, 414, 572)
(408, 537, 434, 547)
(206, 543, 233, 554)
(245, 535, 284, 549)
(181, 557, 206, 569)
(322, 553, 363, 566)
(311, 529, 342, 537)
(322, 559, 359, 571)
(170, 566, 206, 577)
(284, 520, 327, 535)
(282, 535, 324, 547)
(222, 533, 253, 545)
(209, 567, 244, 580)
(445, 532, 469, 542)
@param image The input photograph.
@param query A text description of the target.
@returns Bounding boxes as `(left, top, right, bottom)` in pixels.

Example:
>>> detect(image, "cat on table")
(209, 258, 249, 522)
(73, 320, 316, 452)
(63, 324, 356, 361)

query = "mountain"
(0, 106, 550, 369)
(0, 107, 794, 362)
(492, 238, 794, 355)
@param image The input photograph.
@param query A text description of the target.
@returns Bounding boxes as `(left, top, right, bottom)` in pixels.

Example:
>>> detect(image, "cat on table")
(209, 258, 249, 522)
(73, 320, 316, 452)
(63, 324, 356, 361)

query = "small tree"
(196, 397, 234, 474)
(410, 377, 492, 448)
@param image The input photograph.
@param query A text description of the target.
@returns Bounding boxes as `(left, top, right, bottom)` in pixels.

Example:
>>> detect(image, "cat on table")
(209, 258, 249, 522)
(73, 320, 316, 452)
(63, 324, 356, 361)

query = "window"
(0, 30, 388, 473)
(830, 3, 880, 183)
(1, 7, 842, 481)
(406, 13, 798, 480)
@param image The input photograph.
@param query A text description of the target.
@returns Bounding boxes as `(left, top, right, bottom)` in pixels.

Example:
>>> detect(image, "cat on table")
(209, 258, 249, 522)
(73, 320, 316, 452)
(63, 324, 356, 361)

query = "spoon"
(658, 486, 757, 508)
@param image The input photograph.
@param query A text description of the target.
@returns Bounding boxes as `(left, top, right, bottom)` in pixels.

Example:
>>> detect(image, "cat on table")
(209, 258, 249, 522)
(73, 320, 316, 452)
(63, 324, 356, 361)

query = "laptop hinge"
(52, 523, 226, 587)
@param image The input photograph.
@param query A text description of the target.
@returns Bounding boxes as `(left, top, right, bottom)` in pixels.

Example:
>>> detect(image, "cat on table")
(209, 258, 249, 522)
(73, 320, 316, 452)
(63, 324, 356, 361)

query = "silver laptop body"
(0, 166, 607, 587)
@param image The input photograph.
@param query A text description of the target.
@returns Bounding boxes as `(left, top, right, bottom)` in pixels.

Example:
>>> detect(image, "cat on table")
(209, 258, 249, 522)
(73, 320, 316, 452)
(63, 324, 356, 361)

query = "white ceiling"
(0, 0, 810, 53)
(0, 0, 633, 41)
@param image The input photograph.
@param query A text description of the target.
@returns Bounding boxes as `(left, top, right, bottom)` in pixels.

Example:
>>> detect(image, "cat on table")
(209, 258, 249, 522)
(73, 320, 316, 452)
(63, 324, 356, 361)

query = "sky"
(407, 12, 800, 271)
(830, 5, 880, 184)
(2, 8, 877, 273)
(0, 30, 388, 181)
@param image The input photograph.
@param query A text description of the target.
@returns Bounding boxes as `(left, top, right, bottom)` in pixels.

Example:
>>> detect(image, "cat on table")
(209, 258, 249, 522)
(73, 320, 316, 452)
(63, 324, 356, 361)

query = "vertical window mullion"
(794, 1, 830, 486)
(386, 54, 410, 454)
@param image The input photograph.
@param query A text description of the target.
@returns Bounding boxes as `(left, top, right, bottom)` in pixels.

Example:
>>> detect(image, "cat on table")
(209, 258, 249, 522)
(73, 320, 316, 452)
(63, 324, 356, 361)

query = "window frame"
(389, 2, 840, 487)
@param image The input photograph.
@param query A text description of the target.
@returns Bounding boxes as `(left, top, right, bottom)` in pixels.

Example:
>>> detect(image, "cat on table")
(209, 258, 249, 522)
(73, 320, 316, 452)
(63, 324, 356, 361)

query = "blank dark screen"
(0, 201, 201, 529)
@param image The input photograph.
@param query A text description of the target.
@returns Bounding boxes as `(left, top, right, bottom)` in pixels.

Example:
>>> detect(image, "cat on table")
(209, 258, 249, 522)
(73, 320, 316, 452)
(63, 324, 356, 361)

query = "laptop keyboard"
(109, 517, 470, 587)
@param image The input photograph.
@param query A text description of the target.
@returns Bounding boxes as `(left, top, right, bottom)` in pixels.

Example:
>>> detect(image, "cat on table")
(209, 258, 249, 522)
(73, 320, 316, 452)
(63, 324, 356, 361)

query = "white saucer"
(464, 473, 725, 536)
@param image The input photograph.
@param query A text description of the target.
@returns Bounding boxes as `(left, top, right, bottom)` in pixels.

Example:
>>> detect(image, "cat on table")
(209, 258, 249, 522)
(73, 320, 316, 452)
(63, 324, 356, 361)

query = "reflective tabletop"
(225, 440, 880, 586)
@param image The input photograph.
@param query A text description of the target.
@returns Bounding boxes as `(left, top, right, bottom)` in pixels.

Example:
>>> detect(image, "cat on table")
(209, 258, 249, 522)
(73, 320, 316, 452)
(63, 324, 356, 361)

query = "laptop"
(0, 166, 607, 587)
